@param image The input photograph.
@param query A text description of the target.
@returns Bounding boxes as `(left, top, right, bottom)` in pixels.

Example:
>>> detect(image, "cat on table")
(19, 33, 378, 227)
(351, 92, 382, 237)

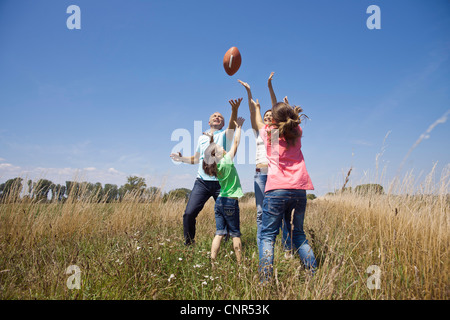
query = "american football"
(223, 46, 242, 76)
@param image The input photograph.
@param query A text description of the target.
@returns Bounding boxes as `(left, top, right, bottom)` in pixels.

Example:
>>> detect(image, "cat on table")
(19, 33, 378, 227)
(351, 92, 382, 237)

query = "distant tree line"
(0, 176, 322, 203)
(0, 176, 193, 203)
(326, 183, 385, 196)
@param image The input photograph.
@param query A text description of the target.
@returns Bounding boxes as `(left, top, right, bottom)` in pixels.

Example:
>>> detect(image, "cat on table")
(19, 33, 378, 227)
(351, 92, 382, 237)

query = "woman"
(250, 95, 317, 281)
(238, 73, 291, 253)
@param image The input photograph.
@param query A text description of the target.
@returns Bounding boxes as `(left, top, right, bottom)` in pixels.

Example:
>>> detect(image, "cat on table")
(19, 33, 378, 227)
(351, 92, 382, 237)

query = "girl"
(238, 73, 292, 254)
(250, 95, 317, 281)
(202, 117, 245, 264)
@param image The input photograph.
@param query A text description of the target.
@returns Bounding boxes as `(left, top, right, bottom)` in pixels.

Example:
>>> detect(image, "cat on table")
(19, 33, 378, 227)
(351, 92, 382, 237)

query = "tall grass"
(0, 166, 448, 299)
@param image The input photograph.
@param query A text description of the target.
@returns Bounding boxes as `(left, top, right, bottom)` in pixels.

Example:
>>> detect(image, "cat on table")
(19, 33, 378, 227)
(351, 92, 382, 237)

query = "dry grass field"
(0, 168, 448, 300)
(0, 165, 450, 300)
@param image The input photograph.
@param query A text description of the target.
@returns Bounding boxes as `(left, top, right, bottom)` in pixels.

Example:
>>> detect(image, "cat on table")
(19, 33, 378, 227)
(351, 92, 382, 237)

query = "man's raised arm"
(225, 98, 242, 141)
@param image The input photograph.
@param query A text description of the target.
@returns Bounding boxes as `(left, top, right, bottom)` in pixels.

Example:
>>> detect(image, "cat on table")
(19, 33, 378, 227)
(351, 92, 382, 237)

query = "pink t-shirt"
(260, 124, 314, 192)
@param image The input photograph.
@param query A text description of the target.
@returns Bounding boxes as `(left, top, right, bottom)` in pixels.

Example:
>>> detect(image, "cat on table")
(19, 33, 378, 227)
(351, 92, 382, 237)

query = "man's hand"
(170, 152, 183, 162)
(229, 98, 243, 111)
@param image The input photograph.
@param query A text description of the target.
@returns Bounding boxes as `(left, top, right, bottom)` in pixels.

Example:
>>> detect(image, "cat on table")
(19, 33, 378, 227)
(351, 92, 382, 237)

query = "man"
(170, 98, 242, 245)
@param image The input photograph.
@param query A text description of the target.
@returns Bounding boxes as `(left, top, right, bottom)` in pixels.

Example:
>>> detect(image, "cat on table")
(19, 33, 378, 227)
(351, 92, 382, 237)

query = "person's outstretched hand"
(234, 117, 245, 128)
(170, 152, 183, 162)
(228, 98, 243, 111)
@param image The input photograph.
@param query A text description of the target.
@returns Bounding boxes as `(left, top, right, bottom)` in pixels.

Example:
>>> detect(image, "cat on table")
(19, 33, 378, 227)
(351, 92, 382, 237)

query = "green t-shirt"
(217, 153, 244, 198)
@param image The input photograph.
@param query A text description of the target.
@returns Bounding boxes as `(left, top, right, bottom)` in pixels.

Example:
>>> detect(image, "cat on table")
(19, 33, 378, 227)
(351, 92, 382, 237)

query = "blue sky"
(0, 0, 449, 196)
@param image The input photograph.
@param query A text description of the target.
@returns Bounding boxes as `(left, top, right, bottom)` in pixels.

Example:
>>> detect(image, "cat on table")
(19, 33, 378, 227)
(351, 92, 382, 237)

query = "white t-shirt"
(255, 130, 268, 166)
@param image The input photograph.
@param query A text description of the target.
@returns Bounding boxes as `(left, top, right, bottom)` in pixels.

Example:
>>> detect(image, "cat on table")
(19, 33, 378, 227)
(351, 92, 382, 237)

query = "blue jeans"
(259, 189, 317, 281)
(254, 172, 291, 250)
(214, 197, 241, 238)
(183, 178, 221, 244)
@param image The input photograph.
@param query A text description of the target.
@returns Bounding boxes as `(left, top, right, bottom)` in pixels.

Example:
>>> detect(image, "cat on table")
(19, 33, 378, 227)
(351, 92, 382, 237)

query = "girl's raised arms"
(227, 117, 245, 160)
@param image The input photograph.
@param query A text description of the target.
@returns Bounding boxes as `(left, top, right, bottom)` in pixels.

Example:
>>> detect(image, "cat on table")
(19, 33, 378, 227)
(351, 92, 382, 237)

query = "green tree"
(27, 179, 33, 194)
(0, 177, 23, 202)
(118, 185, 126, 201)
(92, 182, 103, 202)
(34, 179, 53, 201)
(145, 186, 163, 201)
(307, 193, 317, 200)
(354, 183, 384, 195)
(123, 176, 147, 196)
(65, 181, 80, 198)
(52, 184, 66, 202)
(104, 184, 119, 202)
(163, 188, 191, 202)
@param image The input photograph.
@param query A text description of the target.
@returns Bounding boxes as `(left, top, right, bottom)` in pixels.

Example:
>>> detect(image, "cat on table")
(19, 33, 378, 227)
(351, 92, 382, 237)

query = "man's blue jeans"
(259, 189, 317, 281)
(183, 178, 221, 244)
(254, 172, 291, 250)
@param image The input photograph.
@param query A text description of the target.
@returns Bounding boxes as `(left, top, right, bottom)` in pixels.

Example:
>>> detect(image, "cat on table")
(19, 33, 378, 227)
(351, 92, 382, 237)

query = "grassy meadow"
(0, 170, 448, 300)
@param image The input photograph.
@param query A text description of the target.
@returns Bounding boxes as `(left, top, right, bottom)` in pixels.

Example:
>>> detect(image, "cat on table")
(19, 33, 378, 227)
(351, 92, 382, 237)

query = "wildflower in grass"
(201, 281, 207, 286)
(168, 274, 176, 282)
(136, 246, 141, 250)
(178, 257, 183, 261)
